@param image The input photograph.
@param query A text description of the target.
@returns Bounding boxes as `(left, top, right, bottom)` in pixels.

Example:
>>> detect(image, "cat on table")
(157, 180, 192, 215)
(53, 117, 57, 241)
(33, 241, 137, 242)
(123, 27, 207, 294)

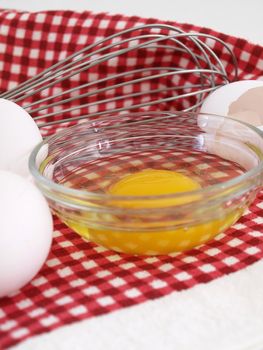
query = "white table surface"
(1, 2, 263, 350)
(0, 0, 263, 45)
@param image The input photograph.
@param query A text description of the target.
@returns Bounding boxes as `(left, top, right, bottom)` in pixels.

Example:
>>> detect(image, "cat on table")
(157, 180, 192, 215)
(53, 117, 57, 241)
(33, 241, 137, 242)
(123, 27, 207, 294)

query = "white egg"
(0, 170, 53, 298)
(0, 98, 42, 179)
(200, 80, 263, 126)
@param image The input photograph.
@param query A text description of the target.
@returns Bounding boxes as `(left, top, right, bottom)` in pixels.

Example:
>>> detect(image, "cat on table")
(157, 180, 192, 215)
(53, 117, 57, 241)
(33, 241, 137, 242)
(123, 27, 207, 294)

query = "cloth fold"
(12, 260, 263, 350)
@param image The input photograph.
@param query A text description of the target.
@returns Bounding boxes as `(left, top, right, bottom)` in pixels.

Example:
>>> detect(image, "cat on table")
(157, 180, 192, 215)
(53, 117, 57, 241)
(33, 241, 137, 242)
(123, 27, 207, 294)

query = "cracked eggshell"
(199, 80, 263, 129)
(198, 80, 263, 161)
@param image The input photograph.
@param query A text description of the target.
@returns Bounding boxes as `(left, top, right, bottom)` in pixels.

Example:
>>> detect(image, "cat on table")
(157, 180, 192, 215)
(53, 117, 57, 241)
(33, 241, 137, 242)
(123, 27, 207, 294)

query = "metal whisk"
(0, 24, 237, 131)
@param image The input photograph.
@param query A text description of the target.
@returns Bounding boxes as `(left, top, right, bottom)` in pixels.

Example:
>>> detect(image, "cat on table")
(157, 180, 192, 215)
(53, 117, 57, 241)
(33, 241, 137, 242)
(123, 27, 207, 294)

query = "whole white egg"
(0, 170, 53, 298)
(0, 98, 42, 179)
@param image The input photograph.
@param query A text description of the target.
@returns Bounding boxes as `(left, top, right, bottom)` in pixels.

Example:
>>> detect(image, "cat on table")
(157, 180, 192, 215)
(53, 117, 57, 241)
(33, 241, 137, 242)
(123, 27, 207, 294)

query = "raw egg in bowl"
(29, 112, 263, 255)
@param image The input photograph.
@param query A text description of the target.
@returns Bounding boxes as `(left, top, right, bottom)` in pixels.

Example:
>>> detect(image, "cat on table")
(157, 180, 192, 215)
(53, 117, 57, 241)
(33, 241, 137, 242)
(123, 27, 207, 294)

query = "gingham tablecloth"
(0, 9, 263, 350)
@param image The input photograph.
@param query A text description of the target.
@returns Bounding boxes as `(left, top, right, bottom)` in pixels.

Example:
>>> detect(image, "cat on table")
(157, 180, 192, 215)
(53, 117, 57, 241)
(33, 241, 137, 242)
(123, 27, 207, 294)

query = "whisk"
(0, 24, 238, 132)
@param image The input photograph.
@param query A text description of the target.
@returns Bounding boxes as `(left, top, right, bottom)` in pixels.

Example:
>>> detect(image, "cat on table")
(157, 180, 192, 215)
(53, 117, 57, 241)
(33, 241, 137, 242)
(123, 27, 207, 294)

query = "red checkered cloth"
(0, 9, 263, 349)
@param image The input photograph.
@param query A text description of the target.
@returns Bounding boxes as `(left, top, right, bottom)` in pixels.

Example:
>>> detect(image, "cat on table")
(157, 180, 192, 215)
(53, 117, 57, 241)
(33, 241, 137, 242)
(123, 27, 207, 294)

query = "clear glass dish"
(29, 112, 263, 255)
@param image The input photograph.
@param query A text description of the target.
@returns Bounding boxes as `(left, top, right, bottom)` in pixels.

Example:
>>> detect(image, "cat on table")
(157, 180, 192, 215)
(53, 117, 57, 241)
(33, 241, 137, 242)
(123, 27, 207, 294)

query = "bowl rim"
(29, 111, 263, 202)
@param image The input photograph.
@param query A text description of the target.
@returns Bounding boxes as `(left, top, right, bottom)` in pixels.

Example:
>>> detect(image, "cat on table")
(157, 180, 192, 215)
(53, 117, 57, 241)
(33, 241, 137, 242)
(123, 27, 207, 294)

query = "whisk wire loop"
(0, 24, 238, 129)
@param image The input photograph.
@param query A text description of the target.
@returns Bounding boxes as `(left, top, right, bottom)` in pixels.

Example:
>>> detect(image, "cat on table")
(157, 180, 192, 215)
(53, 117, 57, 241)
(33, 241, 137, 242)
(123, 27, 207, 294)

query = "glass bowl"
(29, 112, 263, 255)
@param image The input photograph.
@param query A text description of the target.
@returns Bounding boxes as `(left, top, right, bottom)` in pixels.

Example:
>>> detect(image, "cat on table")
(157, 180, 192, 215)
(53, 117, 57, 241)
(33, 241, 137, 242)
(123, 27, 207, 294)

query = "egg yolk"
(107, 169, 201, 207)
(63, 169, 242, 255)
